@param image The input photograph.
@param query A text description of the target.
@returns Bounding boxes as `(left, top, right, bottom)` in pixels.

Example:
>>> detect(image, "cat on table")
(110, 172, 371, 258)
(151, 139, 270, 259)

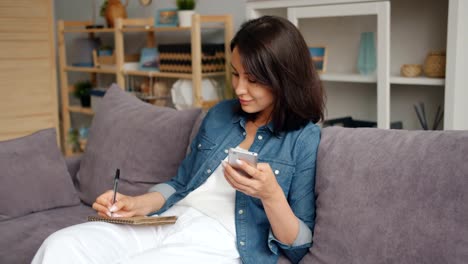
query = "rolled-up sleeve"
(267, 217, 313, 255)
(147, 183, 176, 201)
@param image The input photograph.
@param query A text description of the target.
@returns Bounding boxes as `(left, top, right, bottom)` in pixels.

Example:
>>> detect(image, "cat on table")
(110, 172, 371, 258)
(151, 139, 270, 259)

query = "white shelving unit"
(247, 0, 467, 130)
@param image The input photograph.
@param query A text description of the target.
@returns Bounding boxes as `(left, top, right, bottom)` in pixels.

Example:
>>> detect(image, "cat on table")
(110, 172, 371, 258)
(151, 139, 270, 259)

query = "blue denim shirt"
(149, 100, 320, 264)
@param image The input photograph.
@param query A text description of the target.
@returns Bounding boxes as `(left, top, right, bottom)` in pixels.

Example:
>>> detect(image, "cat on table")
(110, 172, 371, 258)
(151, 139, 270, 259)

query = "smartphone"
(228, 148, 258, 169)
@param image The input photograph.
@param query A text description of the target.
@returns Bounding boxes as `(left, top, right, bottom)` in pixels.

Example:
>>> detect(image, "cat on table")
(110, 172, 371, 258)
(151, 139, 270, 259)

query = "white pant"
(32, 205, 241, 264)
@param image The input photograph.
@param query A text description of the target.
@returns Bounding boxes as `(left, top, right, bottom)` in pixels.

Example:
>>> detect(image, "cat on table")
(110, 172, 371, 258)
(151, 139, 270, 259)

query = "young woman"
(33, 15, 325, 264)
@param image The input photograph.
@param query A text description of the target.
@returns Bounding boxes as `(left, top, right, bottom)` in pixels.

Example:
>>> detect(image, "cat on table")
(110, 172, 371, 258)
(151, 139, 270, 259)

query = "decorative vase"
(178, 10, 195, 27)
(400, 64, 422, 77)
(357, 32, 377, 75)
(423, 51, 446, 78)
(105, 0, 128, 28)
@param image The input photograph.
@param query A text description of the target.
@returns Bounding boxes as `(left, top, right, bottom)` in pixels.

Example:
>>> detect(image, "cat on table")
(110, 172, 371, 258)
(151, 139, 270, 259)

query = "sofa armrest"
(65, 154, 82, 186)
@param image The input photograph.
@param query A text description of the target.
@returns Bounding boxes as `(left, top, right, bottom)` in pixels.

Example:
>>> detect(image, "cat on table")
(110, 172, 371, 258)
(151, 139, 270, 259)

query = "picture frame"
(308, 46, 327, 73)
(139, 47, 159, 71)
(155, 8, 178, 27)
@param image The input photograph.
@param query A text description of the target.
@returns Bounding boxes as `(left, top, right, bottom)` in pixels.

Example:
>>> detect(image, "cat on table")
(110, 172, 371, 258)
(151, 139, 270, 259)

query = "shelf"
(63, 28, 115, 33)
(319, 73, 445, 86)
(123, 70, 226, 79)
(132, 92, 171, 101)
(390, 76, 445, 86)
(320, 73, 377, 83)
(64, 66, 117, 74)
(121, 26, 190, 32)
(120, 25, 225, 33)
(68, 106, 94, 115)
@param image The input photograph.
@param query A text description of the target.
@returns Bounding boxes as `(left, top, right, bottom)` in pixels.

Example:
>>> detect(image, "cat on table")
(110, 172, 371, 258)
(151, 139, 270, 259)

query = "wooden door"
(0, 0, 59, 142)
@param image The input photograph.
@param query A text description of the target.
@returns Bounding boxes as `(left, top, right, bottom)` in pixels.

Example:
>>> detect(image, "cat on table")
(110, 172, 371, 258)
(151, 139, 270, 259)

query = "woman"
(33, 15, 325, 264)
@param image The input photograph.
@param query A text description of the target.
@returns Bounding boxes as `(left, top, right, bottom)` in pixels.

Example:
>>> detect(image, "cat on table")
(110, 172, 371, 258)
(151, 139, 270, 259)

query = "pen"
(111, 169, 120, 217)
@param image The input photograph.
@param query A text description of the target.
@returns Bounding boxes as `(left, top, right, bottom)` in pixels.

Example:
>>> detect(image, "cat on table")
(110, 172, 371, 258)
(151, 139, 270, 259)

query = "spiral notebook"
(87, 215, 177, 226)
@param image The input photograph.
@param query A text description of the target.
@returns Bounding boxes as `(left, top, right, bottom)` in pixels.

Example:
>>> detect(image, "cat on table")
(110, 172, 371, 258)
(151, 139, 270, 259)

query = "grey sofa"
(1, 86, 467, 263)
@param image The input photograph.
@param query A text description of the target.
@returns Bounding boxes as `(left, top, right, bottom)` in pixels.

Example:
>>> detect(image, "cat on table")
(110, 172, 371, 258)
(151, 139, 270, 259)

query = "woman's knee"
(42, 228, 77, 250)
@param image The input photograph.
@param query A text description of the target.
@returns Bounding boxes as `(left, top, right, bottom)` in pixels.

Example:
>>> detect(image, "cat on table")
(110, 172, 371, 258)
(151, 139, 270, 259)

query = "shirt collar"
(232, 113, 278, 136)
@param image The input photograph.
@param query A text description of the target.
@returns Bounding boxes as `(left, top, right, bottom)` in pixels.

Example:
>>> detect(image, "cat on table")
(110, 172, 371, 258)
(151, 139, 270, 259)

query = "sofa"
(1, 85, 467, 264)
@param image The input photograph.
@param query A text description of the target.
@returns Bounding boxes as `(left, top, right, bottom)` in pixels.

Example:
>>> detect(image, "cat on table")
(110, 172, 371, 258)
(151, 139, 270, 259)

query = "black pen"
(111, 169, 120, 217)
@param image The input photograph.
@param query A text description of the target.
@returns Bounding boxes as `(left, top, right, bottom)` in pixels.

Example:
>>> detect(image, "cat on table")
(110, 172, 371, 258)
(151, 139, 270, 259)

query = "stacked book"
(158, 44, 225, 73)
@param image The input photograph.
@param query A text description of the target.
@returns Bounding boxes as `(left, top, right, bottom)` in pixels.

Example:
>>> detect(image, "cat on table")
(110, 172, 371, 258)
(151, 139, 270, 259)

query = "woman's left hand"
(223, 160, 281, 201)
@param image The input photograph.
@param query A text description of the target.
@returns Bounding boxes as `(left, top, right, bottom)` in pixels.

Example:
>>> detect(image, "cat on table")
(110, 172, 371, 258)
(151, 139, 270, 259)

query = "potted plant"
(176, 0, 196, 27)
(74, 80, 93, 107)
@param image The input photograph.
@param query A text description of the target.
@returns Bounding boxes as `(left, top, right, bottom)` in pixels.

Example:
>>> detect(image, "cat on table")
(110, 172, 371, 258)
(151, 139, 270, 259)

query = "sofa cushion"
(0, 128, 80, 221)
(302, 127, 468, 263)
(77, 84, 201, 205)
(0, 204, 95, 264)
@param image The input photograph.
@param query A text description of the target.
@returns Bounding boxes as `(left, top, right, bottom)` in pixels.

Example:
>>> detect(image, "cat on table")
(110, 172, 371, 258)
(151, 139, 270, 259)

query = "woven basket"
(423, 51, 446, 78)
(400, 64, 422, 77)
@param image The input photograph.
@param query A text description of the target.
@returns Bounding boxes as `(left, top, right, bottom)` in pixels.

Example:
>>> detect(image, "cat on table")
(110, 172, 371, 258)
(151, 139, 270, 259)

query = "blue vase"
(357, 32, 377, 75)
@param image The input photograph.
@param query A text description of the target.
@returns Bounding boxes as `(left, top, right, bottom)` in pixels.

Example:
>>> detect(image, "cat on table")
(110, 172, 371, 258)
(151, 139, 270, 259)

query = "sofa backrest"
(301, 127, 468, 263)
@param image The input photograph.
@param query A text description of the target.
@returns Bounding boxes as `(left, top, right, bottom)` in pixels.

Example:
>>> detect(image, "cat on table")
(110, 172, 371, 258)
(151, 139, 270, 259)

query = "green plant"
(176, 0, 195, 10)
(100, 0, 108, 17)
(73, 80, 93, 98)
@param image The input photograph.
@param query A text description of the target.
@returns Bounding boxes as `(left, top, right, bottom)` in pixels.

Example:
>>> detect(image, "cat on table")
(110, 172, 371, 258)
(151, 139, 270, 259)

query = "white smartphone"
(228, 148, 258, 169)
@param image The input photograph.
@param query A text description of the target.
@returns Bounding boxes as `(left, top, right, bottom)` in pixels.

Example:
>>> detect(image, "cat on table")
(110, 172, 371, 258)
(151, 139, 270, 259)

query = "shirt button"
(274, 170, 279, 175)
(238, 209, 244, 215)
(242, 132, 246, 136)
(258, 135, 263, 140)
(206, 169, 212, 174)
(198, 143, 202, 148)
(239, 241, 245, 246)
(224, 149, 228, 154)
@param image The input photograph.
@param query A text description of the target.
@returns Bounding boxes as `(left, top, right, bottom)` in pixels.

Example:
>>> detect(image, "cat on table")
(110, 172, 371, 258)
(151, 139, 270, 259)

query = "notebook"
(87, 215, 177, 226)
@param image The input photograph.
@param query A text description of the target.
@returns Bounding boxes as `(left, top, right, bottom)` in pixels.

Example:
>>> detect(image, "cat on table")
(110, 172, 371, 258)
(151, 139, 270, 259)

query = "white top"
(176, 156, 236, 236)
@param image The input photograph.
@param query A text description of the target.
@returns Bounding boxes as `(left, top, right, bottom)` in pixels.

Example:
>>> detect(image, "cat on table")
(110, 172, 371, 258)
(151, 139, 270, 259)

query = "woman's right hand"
(92, 190, 167, 218)
(92, 190, 138, 218)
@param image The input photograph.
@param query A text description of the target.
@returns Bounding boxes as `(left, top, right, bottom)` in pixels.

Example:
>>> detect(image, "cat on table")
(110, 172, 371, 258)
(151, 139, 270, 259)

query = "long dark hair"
(230, 16, 325, 133)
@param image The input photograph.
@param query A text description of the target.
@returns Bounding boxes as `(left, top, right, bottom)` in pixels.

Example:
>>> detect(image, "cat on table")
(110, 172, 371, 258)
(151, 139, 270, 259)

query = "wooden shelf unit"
(57, 15, 233, 156)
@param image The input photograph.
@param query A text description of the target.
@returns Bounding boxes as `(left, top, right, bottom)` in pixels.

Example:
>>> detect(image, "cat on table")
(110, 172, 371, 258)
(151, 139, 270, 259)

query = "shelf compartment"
(123, 70, 225, 79)
(390, 76, 445, 86)
(64, 66, 117, 74)
(68, 106, 94, 115)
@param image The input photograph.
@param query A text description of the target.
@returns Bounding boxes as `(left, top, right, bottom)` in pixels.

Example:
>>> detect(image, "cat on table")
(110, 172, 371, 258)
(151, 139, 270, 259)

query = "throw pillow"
(77, 84, 201, 205)
(302, 127, 468, 263)
(0, 128, 80, 221)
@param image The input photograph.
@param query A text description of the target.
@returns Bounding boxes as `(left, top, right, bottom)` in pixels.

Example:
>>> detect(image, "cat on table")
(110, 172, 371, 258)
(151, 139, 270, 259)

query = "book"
(87, 215, 177, 226)
(139, 47, 159, 71)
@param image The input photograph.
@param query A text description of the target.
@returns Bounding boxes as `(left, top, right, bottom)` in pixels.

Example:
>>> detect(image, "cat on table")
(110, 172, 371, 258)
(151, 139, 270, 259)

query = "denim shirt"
(149, 100, 320, 264)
